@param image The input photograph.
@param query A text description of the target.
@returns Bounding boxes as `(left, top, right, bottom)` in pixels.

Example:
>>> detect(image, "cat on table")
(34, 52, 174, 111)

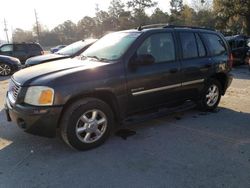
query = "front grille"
(8, 79, 21, 103)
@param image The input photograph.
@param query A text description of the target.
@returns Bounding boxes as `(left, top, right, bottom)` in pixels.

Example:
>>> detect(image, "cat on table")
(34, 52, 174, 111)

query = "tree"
(77, 16, 96, 39)
(12, 28, 34, 43)
(213, 0, 250, 35)
(169, 0, 184, 24)
(150, 8, 169, 24)
(52, 20, 77, 44)
(108, 0, 126, 30)
(127, 0, 157, 25)
(170, 0, 183, 14)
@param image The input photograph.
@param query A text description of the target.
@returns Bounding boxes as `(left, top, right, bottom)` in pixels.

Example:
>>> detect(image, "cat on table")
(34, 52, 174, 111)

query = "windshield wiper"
(87, 56, 111, 62)
(87, 55, 100, 60)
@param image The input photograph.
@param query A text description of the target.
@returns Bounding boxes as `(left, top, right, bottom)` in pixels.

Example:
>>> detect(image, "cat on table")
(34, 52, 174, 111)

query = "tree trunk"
(245, 14, 250, 35)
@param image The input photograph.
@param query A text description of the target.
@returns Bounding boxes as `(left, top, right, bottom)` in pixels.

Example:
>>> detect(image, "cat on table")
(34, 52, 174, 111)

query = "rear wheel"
(60, 98, 114, 150)
(0, 63, 12, 76)
(197, 79, 222, 111)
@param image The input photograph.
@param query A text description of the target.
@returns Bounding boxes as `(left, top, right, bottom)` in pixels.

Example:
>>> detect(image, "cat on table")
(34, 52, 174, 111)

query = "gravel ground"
(0, 66, 250, 188)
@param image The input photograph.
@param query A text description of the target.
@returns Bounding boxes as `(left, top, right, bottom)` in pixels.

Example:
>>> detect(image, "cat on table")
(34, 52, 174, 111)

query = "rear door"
(178, 31, 212, 99)
(13, 44, 28, 63)
(126, 32, 182, 113)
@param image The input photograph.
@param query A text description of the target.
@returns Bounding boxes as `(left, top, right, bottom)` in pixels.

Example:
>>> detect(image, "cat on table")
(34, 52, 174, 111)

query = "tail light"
(228, 53, 233, 68)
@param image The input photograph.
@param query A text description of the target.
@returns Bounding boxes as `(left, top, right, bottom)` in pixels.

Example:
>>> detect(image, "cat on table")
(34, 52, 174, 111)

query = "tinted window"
(202, 33, 226, 56)
(195, 34, 206, 57)
(0, 44, 13, 52)
(15, 44, 26, 52)
(137, 33, 175, 63)
(28, 44, 42, 52)
(180, 32, 198, 59)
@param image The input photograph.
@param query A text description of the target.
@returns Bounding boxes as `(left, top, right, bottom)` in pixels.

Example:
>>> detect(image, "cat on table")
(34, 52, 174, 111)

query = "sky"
(0, 0, 189, 41)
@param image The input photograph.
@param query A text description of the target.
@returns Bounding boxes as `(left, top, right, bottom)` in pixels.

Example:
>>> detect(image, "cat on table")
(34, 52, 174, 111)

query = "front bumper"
(5, 93, 63, 137)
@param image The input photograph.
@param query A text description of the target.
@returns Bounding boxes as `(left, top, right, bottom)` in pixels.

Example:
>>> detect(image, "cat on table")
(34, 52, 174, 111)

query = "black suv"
(5, 25, 233, 150)
(0, 43, 44, 64)
(225, 35, 250, 65)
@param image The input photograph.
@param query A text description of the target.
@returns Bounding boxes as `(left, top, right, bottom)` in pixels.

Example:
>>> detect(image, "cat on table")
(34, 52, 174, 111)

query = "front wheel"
(197, 79, 222, 111)
(0, 63, 12, 76)
(60, 98, 114, 150)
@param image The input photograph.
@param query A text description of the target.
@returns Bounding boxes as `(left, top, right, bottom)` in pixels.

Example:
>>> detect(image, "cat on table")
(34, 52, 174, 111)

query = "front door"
(125, 32, 182, 113)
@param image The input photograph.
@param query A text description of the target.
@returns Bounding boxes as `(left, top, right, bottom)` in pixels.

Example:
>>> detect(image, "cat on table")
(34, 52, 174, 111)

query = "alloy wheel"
(75, 109, 107, 143)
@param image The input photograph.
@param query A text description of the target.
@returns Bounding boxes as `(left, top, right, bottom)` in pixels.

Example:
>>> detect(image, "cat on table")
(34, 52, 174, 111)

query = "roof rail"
(137, 23, 168, 31)
(137, 23, 215, 31)
(164, 24, 215, 31)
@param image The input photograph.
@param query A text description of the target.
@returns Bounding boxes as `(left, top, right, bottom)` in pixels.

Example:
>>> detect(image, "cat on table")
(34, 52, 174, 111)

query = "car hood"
(13, 58, 108, 86)
(25, 54, 68, 65)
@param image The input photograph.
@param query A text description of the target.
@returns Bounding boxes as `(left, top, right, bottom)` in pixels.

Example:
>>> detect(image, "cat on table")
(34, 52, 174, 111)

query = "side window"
(202, 33, 226, 56)
(180, 32, 198, 59)
(28, 44, 42, 52)
(195, 34, 206, 57)
(0, 44, 13, 52)
(15, 44, 26, 52)
(14, 44, 27, 56)
(137, 33, 175, 63)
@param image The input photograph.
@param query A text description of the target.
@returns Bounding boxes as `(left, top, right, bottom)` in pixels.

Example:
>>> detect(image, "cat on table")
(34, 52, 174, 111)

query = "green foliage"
(11, 0, 250, 47)
(214, 0, 250, 35)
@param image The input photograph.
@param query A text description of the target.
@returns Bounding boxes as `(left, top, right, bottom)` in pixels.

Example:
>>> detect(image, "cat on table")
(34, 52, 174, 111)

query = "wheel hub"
(75, 109, 107, 143)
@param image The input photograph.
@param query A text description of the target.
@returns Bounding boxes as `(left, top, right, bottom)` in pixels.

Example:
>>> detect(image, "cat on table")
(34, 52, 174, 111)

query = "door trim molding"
(131, 79, 204, 96)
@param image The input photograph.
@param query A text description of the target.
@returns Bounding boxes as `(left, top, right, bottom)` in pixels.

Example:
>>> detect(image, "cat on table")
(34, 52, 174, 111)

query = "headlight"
(24, 86, 54, 106)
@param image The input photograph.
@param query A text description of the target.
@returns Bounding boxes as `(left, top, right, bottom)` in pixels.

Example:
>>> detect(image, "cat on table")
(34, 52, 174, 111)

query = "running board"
(123, 101, 196, 125)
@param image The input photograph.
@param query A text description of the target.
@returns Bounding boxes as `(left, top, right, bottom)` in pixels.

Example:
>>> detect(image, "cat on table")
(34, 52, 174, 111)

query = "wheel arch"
(210, 73, 228, 95)
(58, 90, 122, 128)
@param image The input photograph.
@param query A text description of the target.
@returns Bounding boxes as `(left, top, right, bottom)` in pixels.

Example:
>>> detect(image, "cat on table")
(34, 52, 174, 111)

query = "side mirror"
(131, 54, 155, 66)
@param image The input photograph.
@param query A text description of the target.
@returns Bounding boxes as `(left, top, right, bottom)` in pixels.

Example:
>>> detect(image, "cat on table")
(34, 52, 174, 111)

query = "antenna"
(4, 18, 9, 43)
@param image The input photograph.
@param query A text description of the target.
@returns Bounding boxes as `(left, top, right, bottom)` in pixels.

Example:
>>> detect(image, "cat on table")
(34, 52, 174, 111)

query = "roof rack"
(137, 24, 215, 31)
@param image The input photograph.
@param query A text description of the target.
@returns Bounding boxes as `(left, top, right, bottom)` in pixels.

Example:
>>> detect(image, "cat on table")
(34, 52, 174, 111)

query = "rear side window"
(180, 32, 198, 59)
(28, 44, 42, 52)
(137, 33, 175, 63)
(202, 33, 226, 56)
(15, 44, 26, 52)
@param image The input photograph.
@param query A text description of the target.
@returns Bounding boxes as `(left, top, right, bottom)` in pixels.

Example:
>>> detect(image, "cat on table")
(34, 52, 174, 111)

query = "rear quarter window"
(202, 33, 227, 56)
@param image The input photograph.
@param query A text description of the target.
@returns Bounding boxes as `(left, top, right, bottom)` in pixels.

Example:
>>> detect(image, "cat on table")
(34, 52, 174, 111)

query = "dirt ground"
(0, 66, 250, 188)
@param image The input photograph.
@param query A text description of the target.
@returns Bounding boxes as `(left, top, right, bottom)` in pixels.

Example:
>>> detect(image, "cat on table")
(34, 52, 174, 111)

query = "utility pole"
(4, 19, 9, 43)
(34, 9, 40, 43)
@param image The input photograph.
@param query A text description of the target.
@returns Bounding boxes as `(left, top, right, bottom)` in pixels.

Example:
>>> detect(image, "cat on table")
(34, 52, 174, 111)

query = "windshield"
(82, 32, 141, 61)
(56, 39, 96, 56)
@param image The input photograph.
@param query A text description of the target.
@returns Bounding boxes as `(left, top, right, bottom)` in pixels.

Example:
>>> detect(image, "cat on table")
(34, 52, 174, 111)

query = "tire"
(60, 98, 114, 150)
(0, 63, 12, 76)
(197, 79, 222, 111)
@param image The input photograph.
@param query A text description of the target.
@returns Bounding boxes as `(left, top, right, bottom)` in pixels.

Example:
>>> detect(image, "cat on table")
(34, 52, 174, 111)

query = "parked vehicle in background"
(5, 25, 233, 150)
(50, 45, 66, 53)
(0, 43, 44, 64)
(225, 35, 250, 65)
(0, 55, 21, 76)
(25, 39, 97, 67)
